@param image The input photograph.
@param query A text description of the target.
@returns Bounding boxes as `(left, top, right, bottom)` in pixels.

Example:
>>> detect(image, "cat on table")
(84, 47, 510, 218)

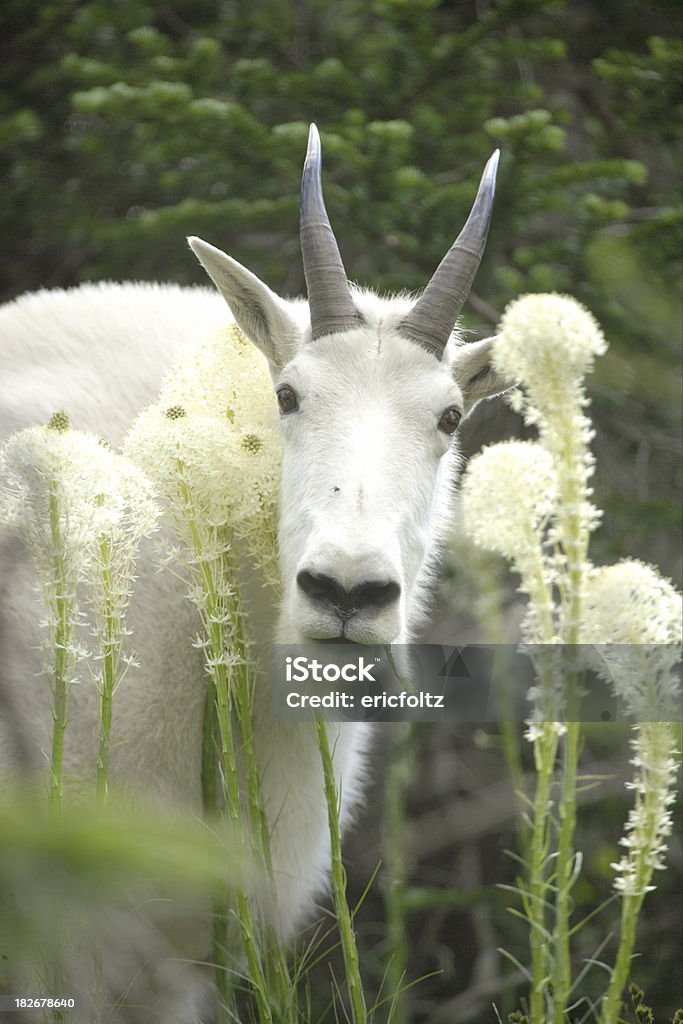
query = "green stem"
(48, 485, 72, 818)
(550, 404, 590, 1021)
(528, 722, 558, 1024)
(95, 534, 116, 806)
(47, 485, 73, 1024)
(497, 677, 526, 846)
(201, 685, 219, 814)
(49, 651, 69, 816)
(381, 723, 412, 1023)
(201, 672, 231, 1014)
(480, 567, 527, 849)
(600, 890, 644, 1024)
(211, 625, 272, 1023)
(551, 717, 580, 1022)
(519, 546, 561, 1022)
(225, 575, 295, 1022)
(225, 584, 273, 871)
(316, 719, 367, 1024)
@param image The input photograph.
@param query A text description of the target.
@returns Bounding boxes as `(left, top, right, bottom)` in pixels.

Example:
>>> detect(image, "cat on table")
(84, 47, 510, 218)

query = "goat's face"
(190, 126, 506, 643)
(275, 311, 466, 643)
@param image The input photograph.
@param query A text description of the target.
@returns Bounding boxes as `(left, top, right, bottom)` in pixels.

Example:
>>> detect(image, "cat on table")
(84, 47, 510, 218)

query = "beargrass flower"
(581, 560, 682, 720)
(494, 293, 607, 645)
(609, 726, 679, 897)
(461, 440, 558, 562)
(124, 324, 282, 585)
(494, 292, 607, 395)
(460, 295, 610, 1021)
(459, 294, 679, 1020)
(579, 561, 681, 901)
(0, 423, 159, 808)
(575, 559, 680, 1024)
(461, 440, 558, 647)
(86, 453, 160, 803)
(581, 560, 682, 647)
(1, 425, 121, 584)
(581, 552, 682, 865)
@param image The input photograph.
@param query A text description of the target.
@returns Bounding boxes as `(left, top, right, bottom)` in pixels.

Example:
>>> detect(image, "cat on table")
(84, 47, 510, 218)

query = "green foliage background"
(1, 1, 681, 1019)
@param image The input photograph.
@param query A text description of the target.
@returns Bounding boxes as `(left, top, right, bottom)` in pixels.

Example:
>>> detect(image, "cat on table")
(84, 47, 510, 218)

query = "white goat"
(0, 126, 505, 1012)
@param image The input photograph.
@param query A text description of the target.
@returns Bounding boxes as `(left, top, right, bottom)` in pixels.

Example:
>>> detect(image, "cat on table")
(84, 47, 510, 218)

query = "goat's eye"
(438, 406, 461, 435)
(277, 385, 299, 414)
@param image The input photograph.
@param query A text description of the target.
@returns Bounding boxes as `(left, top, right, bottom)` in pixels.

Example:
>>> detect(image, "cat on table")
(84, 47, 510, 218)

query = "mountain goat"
(0, 125, 506, 1015)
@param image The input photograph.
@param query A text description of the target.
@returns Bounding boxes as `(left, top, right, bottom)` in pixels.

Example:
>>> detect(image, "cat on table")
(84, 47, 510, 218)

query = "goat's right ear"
(188, 237, 299, 369)
(451, 335, 510, 417)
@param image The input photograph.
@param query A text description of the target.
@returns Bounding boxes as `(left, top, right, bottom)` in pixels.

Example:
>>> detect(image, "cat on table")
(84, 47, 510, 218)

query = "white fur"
(0, 252, 504, 1015)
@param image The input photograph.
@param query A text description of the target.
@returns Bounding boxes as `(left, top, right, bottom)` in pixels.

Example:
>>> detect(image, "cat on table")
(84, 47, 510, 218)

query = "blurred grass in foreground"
(0, 786, 245, 1020)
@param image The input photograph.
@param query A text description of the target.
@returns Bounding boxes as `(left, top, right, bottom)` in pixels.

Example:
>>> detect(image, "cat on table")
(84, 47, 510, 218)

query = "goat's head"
(189, 126, 507, 644)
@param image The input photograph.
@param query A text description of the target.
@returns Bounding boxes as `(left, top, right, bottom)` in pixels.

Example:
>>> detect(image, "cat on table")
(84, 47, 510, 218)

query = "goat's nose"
(297, 570, 401, 618)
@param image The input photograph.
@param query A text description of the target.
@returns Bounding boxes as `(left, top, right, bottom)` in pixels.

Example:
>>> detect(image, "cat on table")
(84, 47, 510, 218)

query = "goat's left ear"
(451, 336, 509, 417)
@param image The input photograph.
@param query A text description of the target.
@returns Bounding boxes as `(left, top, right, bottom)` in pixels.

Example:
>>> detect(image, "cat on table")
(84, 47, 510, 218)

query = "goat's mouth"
(300, 635, 362, 646)
(316, 636, 360, 645)
(302, 633, 400, 647)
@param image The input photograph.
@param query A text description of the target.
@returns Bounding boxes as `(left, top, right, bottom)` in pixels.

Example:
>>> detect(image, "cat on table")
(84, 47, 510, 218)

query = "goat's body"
(0, 282, 371, 950)
(0, 130, 505, 1022)
(0, 282, 225, 445)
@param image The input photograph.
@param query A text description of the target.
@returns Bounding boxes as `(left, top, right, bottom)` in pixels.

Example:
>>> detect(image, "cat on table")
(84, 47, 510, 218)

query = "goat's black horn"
(400, 150, 499, 359)
(300, 124, 362, 340)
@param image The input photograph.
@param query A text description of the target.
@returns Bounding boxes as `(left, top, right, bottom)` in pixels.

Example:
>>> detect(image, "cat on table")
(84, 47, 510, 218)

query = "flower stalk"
(381, 723, 413, 1023)
(177, 470, 268, 1018)
(526, 722, 557, 1023)
(599, 721, 679, 1023)
(461, 295, 676, 1017)
(549, 403, 592, 1023)
(582, 562, 682, 1020)
(1, 420, 158, 1024)
(170, 460, 295, 1022)
(316, 719, 367, 1024)
(123, 325, 294, 1018)
(47, 482, 75, 816)
(94, 534, 117, 805)
(89, 467, 159, 807)
(1, 422, 158, 815)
